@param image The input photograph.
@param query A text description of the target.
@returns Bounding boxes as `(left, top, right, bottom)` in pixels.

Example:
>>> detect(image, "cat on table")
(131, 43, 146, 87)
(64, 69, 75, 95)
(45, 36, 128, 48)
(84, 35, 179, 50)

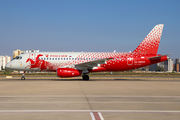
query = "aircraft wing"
(75, 58, 113, 70)
(148, 54, 171, 60)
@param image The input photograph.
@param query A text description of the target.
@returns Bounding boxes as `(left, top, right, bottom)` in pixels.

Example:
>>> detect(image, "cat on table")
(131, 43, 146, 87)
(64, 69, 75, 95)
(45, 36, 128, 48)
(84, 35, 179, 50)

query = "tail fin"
(133, 24, 164, 54)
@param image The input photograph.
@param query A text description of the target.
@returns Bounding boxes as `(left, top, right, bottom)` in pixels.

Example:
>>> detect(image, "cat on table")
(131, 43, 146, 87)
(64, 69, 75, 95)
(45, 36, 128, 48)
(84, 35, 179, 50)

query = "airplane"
(6, 24, 169, 80)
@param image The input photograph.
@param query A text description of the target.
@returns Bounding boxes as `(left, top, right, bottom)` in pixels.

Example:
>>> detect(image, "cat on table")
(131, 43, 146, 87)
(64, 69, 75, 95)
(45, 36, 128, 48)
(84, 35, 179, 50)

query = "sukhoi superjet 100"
(6, 24, 169, 80)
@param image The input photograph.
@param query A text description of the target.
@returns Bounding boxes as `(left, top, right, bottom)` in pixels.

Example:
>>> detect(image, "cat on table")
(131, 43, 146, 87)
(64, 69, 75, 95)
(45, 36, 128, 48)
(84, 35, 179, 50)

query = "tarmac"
(0, 76, 180, 120)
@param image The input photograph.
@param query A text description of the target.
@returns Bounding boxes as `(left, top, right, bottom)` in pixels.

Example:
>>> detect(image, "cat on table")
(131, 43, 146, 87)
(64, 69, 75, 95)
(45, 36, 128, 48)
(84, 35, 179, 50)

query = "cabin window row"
(38, 58, 122, 61)
(39, 58, 100, 61)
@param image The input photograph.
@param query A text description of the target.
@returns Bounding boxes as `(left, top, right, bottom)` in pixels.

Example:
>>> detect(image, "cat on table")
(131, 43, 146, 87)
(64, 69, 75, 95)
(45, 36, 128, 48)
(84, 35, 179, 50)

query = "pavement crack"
(79, 82, 93, 112)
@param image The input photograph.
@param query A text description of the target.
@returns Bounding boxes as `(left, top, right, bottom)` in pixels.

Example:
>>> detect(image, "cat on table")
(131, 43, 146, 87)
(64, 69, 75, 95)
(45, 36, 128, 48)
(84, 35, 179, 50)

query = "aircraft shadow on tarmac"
(47, 79, 180, 82)
(6, 78, 143, 81)
(51, 78, 144, 81)
(2, 78, 180, 82)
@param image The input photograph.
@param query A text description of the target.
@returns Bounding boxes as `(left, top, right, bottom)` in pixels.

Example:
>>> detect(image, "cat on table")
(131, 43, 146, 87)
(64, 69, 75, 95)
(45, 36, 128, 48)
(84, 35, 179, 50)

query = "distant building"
(164, 59, 173, 71)
(13, 49, 39, 58)
(173, 58, 180, 72)
(13, 50, 25, 59)
(175, 58, 180, 64)
(149, 64, 157, 71)
(149, 59, 173, 72)
(0, 56, 11, 70)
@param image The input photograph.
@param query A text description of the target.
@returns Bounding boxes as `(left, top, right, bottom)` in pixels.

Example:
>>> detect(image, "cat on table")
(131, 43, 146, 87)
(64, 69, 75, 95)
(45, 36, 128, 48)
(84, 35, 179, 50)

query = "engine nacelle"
(56, 68, 81, 77)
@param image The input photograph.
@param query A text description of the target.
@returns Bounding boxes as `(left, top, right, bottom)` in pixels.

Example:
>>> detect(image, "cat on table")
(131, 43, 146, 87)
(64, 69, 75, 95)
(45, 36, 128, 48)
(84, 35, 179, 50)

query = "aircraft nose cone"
(5, 63, 10, 69)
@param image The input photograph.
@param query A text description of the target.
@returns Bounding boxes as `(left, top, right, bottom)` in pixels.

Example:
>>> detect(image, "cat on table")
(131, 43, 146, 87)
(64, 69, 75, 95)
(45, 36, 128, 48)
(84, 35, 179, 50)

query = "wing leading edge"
(75, 58, 113, 70)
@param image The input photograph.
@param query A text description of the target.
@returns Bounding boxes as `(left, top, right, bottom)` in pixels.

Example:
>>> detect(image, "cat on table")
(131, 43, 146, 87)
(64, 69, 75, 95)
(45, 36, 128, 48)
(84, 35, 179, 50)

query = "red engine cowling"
(56, 68, 81, 77)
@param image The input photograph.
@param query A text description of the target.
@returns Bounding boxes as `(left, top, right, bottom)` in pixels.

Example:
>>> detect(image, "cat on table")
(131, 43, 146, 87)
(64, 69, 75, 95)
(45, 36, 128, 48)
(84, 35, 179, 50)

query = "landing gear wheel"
(82, 74, 89, 80)
(21, 76, 25, 80)
(21, 73, 25, 80)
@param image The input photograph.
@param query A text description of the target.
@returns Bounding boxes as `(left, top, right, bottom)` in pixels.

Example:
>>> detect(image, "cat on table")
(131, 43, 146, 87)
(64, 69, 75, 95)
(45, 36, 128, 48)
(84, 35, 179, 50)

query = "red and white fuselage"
(6, 24, 169, 80)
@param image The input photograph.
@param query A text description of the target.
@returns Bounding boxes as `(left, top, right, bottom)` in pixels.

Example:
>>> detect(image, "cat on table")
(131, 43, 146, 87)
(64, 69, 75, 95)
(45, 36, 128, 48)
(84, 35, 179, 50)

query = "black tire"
(82, 75, 89, 80)
(21, 76, 25, 80)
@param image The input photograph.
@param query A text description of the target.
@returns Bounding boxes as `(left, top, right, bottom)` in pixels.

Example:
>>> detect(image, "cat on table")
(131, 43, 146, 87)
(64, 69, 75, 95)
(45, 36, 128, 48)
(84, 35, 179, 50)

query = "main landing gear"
(21, 71, 25, 80)
(82, 74, 89, 80)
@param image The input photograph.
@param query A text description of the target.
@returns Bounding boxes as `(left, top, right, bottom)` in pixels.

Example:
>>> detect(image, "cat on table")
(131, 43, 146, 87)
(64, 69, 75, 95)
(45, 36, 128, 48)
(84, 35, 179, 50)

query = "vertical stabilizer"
(133, 24, 164, 54)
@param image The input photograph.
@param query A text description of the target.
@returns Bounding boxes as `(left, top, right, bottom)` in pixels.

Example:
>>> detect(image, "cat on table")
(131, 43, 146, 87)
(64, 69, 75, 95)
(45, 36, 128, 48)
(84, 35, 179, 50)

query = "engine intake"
(56, 68, 81, 77)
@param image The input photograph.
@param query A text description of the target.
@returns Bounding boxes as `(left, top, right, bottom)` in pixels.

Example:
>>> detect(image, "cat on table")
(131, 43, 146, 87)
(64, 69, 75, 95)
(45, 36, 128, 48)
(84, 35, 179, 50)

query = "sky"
(0, 0, 180, 59)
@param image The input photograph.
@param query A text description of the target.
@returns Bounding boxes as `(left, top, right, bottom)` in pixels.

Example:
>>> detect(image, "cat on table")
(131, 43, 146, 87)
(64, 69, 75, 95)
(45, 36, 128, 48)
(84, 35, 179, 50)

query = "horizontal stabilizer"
(148, 54, 171, 60)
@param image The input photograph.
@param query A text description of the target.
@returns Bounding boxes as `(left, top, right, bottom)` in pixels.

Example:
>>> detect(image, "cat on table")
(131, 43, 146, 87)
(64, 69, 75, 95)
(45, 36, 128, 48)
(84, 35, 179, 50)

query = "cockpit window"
(14, 56, 19, 60)
(13, 56, 22, 60)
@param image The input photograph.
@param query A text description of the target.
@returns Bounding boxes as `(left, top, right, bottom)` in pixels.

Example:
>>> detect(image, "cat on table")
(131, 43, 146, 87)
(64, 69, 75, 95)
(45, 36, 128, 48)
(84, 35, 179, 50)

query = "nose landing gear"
(21, 71, 25, 80)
